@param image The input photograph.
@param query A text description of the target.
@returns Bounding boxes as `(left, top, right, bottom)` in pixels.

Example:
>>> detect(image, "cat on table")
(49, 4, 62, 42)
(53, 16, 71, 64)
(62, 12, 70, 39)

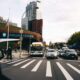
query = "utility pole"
(7, 8, 10, 50)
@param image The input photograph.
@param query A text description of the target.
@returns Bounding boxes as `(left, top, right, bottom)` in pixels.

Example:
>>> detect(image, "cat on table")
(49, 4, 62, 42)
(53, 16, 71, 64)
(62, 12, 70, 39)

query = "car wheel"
(75, 57, 78, 60)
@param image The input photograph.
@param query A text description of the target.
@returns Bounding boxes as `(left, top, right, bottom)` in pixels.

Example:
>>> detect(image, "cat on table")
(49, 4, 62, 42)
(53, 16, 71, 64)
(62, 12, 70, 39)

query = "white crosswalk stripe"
(7, 59, 24, 64)
(46, 61, 52, 77)
(0, 59, 11, 63)
(13, 59, 30, 66)
(31, 60, 42, 72)
(21, 59, 36, 68)
(56, 62, 73, 80)
(67, 63, 80, 74)
(2, 58, 80, 79)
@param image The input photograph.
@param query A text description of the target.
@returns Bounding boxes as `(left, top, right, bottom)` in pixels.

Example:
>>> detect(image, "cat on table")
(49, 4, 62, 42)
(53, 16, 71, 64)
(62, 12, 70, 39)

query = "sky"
(0, 0, 80, 43)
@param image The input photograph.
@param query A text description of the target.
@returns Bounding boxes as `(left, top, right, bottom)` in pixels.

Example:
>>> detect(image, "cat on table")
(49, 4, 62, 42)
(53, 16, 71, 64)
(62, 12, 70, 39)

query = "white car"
(45, 49, 58, 59)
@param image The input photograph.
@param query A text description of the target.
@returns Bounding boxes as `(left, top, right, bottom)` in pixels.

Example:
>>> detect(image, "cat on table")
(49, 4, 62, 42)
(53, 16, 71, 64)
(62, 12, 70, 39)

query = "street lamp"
(19, 29, 23, 58)
(7, 19, 9, 50)
(6, 8, 10, 50)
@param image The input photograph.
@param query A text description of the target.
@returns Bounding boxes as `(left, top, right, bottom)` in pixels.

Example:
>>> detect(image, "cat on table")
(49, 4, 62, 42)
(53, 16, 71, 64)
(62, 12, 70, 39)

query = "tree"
(49, 41, 54, 48)
(67, 31, 80, 48)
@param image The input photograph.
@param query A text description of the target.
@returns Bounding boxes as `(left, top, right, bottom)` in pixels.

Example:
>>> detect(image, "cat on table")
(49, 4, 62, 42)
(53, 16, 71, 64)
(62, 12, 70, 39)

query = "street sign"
(19, 29, 23, 33)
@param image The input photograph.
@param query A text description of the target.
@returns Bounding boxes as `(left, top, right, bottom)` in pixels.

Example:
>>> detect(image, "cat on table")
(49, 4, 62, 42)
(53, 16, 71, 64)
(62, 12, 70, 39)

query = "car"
(62, 49, 78, 60)
(76, 50, 80, 56)
(0, 50, 2, 59)
(45, 49, 58, 59)
(58, 49, 65, 57)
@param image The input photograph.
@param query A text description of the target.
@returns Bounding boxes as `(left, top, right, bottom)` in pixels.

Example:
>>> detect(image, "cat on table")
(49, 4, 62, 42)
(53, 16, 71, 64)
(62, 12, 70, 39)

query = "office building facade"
(22, 0, 43, 35)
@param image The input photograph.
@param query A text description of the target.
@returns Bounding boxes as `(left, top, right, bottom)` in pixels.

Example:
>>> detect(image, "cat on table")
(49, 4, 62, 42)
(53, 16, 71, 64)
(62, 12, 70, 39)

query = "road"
(0, 57, 80, 80)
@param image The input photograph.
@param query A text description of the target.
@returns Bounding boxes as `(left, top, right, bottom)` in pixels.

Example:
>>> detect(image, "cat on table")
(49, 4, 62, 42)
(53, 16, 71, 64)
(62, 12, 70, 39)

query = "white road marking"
(21, 59, 36, 68)
(46, 61, 52, 77)
(8, 59, 23, 64)
(13, 59, 30, 66)
(31, 60, 42, 72)
(0, 59, 11, 63)
(56, 62, 73, 80)
(67, 63, 80, 74)
(76, 61, 80, 62)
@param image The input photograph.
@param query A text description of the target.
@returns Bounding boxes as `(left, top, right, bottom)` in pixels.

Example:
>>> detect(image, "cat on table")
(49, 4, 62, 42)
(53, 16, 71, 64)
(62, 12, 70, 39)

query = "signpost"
(19, 29, 23, 58)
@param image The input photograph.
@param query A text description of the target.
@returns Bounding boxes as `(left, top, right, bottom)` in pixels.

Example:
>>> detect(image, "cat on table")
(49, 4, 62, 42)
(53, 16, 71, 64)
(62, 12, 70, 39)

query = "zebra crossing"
(46, 61, 52, 77)
(56, 62, 73, 80)
(31, 60, 42, 72)
(1, 58, 80, 79)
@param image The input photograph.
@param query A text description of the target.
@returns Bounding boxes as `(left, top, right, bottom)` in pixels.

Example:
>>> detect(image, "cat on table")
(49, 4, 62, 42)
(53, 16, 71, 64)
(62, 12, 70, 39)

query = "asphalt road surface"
(0, 57, 80, 80)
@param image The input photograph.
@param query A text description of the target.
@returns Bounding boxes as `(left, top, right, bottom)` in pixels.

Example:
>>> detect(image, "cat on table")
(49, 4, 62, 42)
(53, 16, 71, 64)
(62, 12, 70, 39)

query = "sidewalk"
(12, 50, 29, 59)
(0, 50, 29, 63)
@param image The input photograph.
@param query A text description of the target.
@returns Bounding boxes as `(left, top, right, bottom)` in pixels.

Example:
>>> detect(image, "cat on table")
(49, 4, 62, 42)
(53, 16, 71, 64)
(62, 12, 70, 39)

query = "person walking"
(7, 47, 12, 60)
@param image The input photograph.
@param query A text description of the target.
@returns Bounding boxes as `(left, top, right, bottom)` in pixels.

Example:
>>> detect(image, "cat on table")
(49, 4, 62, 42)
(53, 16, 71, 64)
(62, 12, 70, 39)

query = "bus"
(29, 42, 44, 57)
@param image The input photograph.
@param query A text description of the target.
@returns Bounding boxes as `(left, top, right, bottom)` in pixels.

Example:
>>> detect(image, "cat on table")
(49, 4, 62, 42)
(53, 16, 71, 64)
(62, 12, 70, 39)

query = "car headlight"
(54, 53, 57, 56)
(40, 53, 43, 54)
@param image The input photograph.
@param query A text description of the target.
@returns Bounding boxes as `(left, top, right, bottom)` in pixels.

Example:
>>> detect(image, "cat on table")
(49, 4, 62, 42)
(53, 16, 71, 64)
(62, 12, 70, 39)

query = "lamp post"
(19, 29, 23, 58)
(7, 8, 10, 50)
(7, 19, 9, 50)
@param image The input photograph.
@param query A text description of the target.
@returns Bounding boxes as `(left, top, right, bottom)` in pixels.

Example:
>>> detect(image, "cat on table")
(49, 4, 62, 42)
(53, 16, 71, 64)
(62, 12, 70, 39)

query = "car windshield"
(31, 46, 43, 51)
(66, 50, 76, 54)
(48, 50, 55, 52)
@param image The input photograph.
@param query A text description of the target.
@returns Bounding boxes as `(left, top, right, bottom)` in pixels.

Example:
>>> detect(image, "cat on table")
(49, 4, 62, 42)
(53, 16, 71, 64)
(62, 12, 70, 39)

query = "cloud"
(42, 0, 80, 43)
(0, 0, 80, 43)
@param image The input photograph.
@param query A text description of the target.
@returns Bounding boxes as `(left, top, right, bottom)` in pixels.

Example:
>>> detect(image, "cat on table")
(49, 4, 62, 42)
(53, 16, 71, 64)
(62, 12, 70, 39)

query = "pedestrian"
(7, 47, 12, 60)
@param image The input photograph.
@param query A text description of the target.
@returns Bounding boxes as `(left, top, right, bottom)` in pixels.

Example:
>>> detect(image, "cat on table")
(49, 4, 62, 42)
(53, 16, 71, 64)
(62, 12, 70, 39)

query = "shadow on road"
(0, 64, 11, 80)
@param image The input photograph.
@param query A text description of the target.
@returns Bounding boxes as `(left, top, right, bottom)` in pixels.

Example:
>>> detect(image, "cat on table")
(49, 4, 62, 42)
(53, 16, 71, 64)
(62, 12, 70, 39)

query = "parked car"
(45, 49, 58, 59)
(62, 49, 78, 60)
(0, 50, 2, 59)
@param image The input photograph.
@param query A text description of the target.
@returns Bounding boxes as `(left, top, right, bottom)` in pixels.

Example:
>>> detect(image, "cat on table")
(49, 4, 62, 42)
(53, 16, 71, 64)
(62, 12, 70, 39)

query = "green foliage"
(67, 32, 80, 45)
(0, 23, 6, 28)
(49, 41, 54, 48)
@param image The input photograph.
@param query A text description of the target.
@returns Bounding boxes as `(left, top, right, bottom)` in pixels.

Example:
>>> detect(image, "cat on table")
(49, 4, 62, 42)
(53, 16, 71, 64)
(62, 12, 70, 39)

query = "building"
(22, 0, 43, 35)
(0, 22, 42, 50)
(9, 22, 17, 26)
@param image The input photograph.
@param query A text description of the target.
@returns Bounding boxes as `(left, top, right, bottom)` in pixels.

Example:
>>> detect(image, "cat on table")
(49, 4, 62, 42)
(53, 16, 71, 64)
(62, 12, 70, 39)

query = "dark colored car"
(62, 49, 78, 60)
